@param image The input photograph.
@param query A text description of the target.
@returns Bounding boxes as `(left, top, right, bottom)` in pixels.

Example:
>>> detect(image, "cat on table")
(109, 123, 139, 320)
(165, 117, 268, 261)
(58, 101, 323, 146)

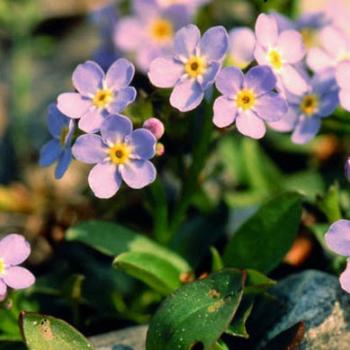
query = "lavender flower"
(149, 24, 229, 112)
(254, 13, 307, 95)
(39, 104, 75, 179)
(155, 0, 209, 14)
(114, 0, 190, 72)
(336, 60, 350, 111)
(227, 27, 256, 69)
(213, 65, 287, 139)
(281, 72, 339, 144)
(325, 220, 350, 293)
(57, 59, 136, 133)
(72, 115, 157, 199)
(0, 234, 35, 301)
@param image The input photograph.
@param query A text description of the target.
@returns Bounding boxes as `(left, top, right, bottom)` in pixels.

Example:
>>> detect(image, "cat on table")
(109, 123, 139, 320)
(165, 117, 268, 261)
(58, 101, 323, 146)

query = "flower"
(272, 71, 339, 144)
(143, 117, 165, 139)
(212, 65, 287, 139)
(0, 234, 35, 301)
(155, 0, 209, 15)
(149, 24, 229, 112)
(307, 26, 350, 72)
(254, 13, 307, 95)
(325, 220, 350, 293)
(114, 0, 190, 72)
(72, 115, 157, 198)
(227, 27, 256, 69)
(335, 60, 350, 111)
(57, 59, 136, 133)
(39, 104, 75, 179)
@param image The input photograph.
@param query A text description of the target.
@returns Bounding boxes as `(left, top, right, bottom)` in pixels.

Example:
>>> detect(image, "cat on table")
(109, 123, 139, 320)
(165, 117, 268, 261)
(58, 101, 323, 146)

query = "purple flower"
(336, 60, 350, 111)
(155, 0, 209, 14)
(325, 220, 350, 293)
(72, 115, 157, 199)
(149, 24, 229, 112)
(212, 65, 287, 139)
(0, 234, 35, 301)
(39, 104, 75, 179)
(57, 59, 136, 133)
(227, 27, 256, 69)
(114, 0, 190, 72)
(254, 13, 308, 95)
(307, 26, 350, 72)
(282, 72, 339, 144)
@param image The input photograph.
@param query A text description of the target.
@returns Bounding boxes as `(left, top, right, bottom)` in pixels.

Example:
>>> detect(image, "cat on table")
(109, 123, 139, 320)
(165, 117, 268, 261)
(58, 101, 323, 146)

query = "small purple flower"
(307, 26, 350, 72)
(336, 60, 350, 112)
(39, 104, 75, 179)
(72, 115, 157, 199)
(149, 24, 229, 112)
(282, 72, 339, 144)
(114, 0, 190, 72)
(0, 234, 35, 301)
(254, 13, 307, 95)
(227, 27, 256, 69)
(212, 65, 287, 139)
(57, 59, 136, 133)
(325, 220, 350, 293)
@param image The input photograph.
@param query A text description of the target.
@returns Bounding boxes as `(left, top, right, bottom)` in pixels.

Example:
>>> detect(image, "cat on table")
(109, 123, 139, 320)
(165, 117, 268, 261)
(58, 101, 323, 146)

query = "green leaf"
(210, 247, 224, 272)
(113, 251, 183, 295)
(146, 269, 245, 350)
(66, 220, 191, 273)
(223, 193, 302, 273)
(244, 269, 276, 294)
(316, 182, 342, 223)
(19, 312, 93, 350)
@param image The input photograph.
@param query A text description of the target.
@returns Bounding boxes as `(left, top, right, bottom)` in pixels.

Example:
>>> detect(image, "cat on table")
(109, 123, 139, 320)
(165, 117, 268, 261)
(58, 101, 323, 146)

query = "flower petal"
(3, 267, 35, 289)
(268, 106, 298, 132)
(174, 24, 200, 58)
(228, 27, 256, 67)
(0, 234, 31, 266)
(339, 89, 350, 112)
(106, 58, 135, 91)
(47, 104, 68, 139)
(318, 90, 339, 117)
(120, 160, 156, 189)
(39, 139, 62, 167)
(107, 87, 137, 114)
(78, 108, 106, 133)
(199, 26, 228, 62)
(325, 220, 350, 256)
(57, 93, 91, 119)
(113, 17, 144, 52)
(245, 65, 277, 94)
(129, 129, 156, 160)
(255, 13, 279, 48)
(88, 163, 121, 199)
(170, 79, 204, 112)
(320, 26, 349, 58)
(148, 56, 183, 88)
(336, 61, 350, 89)
(236, 110, 266, 139)
(213, 96, 237, 128)
(72, 134, 106, 164)
(291, 115, 321, 144)
(55, 148, 73, 179)
(215, 66, 244, 97)
(255, 92, 288, 122)
(340, 259, 350, 293)
(277, 30, 305, 64)
(72, 61, 104, 96)
(280, 65, 309, 95)
(200, 62, 220, 90)
(306, 47, 333, 72)
(100, 115, 133, 144)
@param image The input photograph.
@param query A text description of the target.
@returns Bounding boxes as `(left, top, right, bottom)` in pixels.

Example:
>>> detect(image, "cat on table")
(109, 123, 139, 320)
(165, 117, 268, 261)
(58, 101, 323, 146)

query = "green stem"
(169, 101, 213, 237)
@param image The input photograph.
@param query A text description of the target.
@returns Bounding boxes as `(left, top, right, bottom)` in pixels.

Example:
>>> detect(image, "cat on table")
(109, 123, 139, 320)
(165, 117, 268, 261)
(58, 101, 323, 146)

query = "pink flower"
(0, 234, 35, 301)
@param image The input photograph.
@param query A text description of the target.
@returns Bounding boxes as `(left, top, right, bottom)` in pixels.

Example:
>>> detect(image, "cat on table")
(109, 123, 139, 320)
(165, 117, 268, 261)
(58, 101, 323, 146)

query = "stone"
(259, 270, 350, 350)
(89, 325, 147, 350)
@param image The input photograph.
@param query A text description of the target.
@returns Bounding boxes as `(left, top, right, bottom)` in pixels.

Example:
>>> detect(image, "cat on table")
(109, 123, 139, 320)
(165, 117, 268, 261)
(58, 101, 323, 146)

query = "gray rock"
(89, 325, 147, 350)
(261, 270, 350, 350)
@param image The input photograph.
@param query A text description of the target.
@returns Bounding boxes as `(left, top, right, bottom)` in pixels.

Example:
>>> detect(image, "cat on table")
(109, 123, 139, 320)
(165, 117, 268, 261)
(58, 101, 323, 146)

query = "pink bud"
(143, 118, 165, 140)
(156, 143, 165, 156)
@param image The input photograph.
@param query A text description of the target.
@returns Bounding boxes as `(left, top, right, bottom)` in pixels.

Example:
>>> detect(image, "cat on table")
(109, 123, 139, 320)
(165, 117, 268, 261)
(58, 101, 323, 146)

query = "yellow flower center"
(235, 89, 256, 111)
(92, 89, 113, 109)
(301, 28, 318, 49)
(225, 54, 250, 69)
(150, 18, 174, 42)
(268, 49, 283, 71)
(59, 127, 69, 145)
(300, 94, 319, 116)
(108, 143, 131, 165)
(185, 56, 207, 78)
(0, 258, 5, 275)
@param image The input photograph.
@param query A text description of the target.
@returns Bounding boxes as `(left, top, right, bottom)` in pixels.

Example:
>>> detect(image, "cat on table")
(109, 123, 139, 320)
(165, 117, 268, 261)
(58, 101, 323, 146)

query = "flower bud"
(143, 118, 165, 140)
(156, 142, 165, 156)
